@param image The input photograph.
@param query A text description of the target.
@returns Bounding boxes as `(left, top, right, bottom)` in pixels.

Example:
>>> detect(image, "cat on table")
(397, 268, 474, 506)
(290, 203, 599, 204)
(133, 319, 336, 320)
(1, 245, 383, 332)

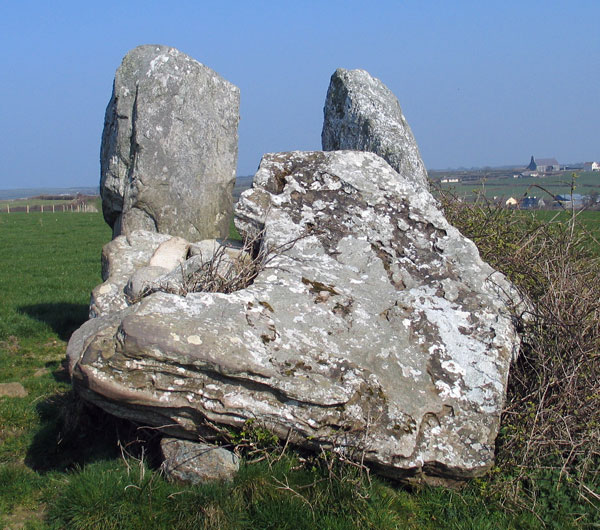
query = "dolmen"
(67, 47, 520, 485)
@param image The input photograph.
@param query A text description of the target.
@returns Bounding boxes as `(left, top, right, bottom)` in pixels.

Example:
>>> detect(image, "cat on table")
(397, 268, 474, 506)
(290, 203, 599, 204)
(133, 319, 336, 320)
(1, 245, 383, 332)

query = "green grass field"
(528, 210, 600, 247)
(437, 171, 600, 200)
(0, 211, 595, 528)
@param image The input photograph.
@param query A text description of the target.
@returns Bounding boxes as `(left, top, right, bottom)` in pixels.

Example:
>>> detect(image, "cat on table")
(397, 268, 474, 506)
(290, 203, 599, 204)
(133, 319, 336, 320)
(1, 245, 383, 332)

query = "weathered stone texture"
(69, 150, 520, 483)
(90, 230, 173, 318)
(87, 231, 248, 320)
(161, 438, 239, 484)
(322, 68, 429, 190)
(100, 44, 239, 241)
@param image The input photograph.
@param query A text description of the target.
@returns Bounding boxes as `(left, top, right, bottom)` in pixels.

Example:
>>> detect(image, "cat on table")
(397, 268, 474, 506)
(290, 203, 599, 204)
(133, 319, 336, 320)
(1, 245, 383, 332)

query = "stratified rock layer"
(322, 68, 429, 190)
(100, 44, 239, 240)
(68, 150, 519, 483)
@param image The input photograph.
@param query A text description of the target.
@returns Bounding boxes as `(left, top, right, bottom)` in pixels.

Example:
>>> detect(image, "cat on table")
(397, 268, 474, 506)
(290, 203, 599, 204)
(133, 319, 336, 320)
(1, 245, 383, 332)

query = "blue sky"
(0, 0, 598, 189)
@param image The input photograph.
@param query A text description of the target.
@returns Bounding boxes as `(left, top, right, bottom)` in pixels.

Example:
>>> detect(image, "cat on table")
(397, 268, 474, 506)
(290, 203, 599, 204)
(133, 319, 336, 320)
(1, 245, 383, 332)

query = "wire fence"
(1, 202, 98, 214)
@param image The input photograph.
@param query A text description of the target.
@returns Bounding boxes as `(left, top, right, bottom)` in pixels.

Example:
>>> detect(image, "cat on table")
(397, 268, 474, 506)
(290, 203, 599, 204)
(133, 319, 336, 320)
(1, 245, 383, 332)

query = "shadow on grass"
(19, 302, 89, 341)
(25, 392, 161, 473)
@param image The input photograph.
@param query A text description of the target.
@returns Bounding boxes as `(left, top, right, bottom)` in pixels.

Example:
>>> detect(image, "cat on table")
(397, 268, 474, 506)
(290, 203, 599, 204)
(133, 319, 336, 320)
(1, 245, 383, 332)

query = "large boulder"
(100, 44, 240, 241)
(68, 150, 520, 483)
(322, 68, 429, 190)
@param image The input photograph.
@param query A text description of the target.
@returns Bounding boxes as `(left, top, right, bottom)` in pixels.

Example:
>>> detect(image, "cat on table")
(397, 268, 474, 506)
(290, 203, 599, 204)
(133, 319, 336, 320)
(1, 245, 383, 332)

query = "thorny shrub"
(438, 187, 600, 517)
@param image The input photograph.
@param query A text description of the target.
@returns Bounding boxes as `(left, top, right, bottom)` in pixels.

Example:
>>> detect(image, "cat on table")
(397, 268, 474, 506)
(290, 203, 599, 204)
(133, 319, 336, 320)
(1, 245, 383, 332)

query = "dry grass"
(137, 228, 306, 299)
(438, 188, 600, 516)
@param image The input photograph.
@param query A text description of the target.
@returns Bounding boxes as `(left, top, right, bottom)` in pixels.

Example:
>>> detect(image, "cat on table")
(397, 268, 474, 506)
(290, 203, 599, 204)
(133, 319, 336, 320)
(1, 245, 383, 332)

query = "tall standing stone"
(100, 45, 240, 241)
(322, 68, 429, 190)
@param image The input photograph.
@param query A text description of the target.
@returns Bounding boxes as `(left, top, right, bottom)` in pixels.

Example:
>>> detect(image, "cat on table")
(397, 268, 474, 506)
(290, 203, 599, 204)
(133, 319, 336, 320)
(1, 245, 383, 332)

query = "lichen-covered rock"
(100, 44, 239, 241)
(69, 150, 520, 483)
(90, 230, 173, 318)
(160, 438, 239, 484)
(322, 68, 429, 190)
(89, 232, 249, 318)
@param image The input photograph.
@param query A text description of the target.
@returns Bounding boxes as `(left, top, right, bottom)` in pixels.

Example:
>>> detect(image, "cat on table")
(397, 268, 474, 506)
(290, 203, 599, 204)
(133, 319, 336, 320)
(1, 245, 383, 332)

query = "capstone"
(68, 150, 520, 484)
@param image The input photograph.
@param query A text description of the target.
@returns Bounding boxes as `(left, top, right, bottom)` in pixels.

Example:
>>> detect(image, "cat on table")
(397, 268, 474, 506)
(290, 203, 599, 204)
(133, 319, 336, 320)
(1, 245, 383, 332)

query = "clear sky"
(0, 0, 598, 189)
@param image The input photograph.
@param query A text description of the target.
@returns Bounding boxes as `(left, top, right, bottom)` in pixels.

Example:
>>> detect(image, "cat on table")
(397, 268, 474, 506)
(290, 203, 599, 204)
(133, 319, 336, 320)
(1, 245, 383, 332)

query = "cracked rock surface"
(100, 44, 239, 241)
(69, 150, 520, 483)
(322, 68, 429, 191)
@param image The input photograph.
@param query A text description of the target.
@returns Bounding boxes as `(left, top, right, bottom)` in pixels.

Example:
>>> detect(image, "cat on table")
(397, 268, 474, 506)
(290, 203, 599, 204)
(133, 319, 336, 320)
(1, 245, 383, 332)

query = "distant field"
(0, 212, 111, 340)
(435, 171, 600, 200)
(527, 209, 600, 250)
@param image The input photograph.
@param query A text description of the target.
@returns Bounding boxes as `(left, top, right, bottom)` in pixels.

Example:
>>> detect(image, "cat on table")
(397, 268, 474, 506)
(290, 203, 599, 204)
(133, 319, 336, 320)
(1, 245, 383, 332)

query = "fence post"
(41, 205, 44, 213)
(6, 204, 9, 214)
(27, 205, 29, 214)
(52, 204, 55, 213)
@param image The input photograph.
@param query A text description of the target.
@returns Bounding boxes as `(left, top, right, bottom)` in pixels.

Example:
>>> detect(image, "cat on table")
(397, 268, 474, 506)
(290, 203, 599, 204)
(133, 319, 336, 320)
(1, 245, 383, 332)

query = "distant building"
(536, 158, 560, 173)
(520, 196, 545, 209)
(555, 194, 586, 208)
(526, 156, 560, 174)
(583, 161, 600, 172)
(506, 197, 518, 207)
(440, 178, 460, 183)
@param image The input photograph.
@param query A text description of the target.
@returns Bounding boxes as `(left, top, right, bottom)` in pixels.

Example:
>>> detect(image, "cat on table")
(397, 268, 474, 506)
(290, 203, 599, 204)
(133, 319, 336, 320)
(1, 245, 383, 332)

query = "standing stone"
(322, 68, 429, 190)
(100, 44, 240, 241)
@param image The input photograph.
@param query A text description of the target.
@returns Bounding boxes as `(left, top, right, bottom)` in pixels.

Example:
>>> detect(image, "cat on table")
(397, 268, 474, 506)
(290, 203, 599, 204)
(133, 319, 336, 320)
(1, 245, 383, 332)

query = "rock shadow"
(19, 302, 89, 341)
(25, 392, 162, 473)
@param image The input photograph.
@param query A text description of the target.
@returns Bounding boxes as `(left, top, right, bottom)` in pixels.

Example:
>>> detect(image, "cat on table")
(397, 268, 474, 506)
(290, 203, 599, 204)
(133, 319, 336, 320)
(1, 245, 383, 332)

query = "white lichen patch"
(187, 335, 203, 345)
(98, 283, 114, 295)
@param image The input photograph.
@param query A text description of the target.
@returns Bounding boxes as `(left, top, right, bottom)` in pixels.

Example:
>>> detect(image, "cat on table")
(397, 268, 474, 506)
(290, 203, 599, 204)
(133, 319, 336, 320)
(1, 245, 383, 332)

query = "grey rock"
(0, 382, 28, 398)
(160, 438, 239, 484)
(90, 232, 248, 318)
(148, 236, 189, 270)
(90, 230, 172, 318)
(124, 265, 170, 301)
(100, 44, 240, 241)
(322, 68, 429, 190)
(69, 150, 520, 483)
(189, 239, 243, 259)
